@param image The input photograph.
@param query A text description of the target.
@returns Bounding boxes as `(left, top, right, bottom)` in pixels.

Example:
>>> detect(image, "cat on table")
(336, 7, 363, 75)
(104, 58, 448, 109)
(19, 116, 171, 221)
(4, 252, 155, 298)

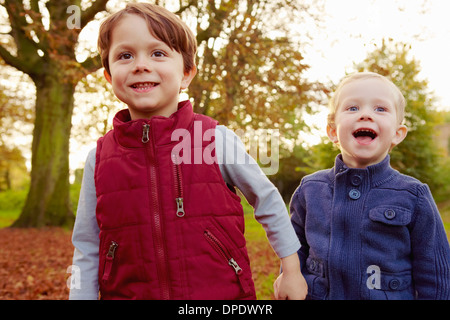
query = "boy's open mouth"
(353, 128, 377, 143)
(130, 82, 159, 90)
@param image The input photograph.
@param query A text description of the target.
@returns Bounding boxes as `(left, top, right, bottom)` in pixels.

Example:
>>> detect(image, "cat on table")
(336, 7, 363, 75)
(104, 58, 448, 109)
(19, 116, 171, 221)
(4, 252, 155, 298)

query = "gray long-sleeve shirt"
(69, 125, 300, 299)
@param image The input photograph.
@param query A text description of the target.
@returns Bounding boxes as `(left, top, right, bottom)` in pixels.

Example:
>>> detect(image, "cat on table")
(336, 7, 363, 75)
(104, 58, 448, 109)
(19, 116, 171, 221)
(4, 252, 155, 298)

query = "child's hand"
(273, 254, 307, 300)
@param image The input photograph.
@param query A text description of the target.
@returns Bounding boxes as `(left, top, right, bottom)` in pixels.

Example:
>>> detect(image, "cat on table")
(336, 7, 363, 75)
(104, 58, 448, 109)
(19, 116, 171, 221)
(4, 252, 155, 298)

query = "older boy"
(287, 72, 450, 299)
(70, 3, 306, 300)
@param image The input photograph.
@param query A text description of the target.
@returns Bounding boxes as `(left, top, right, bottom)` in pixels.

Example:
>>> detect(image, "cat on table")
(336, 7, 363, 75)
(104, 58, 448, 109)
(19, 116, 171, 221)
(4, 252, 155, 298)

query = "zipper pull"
(142, 124, 150, 143)
(228, 258, 243, 275)
(107, 241, 119, 259)
(103, 241, 118, 282)
(175, 198, 185, 217)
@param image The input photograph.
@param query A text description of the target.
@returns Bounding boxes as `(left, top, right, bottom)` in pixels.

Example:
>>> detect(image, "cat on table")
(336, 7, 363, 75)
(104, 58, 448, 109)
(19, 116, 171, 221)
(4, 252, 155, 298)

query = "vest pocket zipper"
(172, 154, 185, 217)
(102, 241, 118, 282)
(204, 229, 243, 275)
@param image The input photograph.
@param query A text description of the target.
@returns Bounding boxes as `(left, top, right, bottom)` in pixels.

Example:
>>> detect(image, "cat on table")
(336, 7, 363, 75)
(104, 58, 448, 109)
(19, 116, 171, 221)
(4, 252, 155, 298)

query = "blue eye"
(375, 106, 386, 112)
(348, 106, 359, 111)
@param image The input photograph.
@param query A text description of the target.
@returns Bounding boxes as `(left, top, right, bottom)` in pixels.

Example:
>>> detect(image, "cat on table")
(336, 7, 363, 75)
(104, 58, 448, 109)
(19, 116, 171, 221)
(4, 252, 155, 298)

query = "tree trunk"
(12, 68, 76, 228)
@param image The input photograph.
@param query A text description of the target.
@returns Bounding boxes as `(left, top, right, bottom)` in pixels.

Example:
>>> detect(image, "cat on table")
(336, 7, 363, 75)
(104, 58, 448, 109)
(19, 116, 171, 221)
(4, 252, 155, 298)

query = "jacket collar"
(331, 154, 398, 187)
(112, 100, 194, 148)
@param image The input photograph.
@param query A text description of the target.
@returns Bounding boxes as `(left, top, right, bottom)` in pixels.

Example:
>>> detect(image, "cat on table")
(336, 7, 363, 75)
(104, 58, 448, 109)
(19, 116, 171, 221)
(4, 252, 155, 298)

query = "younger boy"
(69, 3, 306, 300)
(288, 72, 450, 299)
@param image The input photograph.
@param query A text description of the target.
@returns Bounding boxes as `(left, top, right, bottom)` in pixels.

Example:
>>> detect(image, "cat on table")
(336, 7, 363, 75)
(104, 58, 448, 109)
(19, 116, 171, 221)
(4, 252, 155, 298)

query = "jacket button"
(384, 209, 396, 220)
(348, 189, 361, 200)
(389, 279, 400, 290)
(351, 175, 362, 186)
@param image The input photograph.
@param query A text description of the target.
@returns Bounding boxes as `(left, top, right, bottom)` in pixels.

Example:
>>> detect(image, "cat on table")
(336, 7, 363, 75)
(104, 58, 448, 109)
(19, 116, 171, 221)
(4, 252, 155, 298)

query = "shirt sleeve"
(69, 147, 100, 300)
(214, 125, 301, 258)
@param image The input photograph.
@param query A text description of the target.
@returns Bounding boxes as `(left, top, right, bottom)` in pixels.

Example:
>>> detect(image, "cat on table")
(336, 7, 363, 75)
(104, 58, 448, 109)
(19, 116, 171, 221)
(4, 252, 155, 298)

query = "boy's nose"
(133, 58, 151, 73)
(359, 114, 373, 121)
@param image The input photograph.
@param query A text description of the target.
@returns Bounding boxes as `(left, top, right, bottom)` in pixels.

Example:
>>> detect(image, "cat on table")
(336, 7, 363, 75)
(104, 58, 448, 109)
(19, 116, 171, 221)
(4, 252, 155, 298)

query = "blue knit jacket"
(290, 155, 450, 300)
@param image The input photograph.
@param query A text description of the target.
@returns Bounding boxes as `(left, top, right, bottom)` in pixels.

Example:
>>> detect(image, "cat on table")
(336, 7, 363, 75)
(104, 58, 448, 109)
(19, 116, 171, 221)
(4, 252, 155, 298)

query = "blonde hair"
(328, 72, 406, 127)
(98, 3, 197, 77)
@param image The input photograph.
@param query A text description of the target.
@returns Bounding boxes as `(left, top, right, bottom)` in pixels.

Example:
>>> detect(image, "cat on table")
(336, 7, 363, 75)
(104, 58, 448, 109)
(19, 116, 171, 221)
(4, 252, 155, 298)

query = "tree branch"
(0, 44, 26, 73)
(2, 0, 41, 75)
(80, 0, 109, 29)
(175, 0, 196, 15)
(80, 54, 102, 73)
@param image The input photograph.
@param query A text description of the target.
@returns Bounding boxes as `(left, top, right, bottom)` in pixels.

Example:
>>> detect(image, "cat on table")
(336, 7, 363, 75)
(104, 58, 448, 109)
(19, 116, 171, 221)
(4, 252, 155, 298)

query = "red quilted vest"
(95, 101, 256, 300)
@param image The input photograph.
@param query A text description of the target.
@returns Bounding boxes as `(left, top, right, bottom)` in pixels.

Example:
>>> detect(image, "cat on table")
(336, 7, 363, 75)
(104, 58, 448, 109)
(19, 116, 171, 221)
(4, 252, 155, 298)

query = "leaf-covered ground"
(0, 224, 278, 300)
(0, 228, 73, 300)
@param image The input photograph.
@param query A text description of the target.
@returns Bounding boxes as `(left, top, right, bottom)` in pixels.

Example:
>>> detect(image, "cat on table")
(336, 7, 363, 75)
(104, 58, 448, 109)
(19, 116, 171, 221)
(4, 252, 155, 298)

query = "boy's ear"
(390, 124, 408, 150)
(104, 69, 112, 84)
(180, 66, 197, 90)
(327, 124, 339, 144)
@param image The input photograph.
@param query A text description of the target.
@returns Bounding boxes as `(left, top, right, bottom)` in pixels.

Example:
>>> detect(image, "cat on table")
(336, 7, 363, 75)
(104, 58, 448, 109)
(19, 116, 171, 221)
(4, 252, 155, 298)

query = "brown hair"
(98, 3, 197, 76)
(328, 72, 406, 127)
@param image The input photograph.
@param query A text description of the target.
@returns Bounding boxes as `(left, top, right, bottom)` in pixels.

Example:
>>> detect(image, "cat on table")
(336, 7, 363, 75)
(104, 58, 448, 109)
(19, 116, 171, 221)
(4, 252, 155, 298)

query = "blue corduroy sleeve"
(410, 184, 450, 300)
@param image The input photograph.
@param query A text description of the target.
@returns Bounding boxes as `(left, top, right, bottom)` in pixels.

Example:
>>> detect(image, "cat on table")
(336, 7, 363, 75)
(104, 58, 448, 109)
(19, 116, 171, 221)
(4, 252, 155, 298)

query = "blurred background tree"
(0, 59, 32, 191)
(185, 0, 326, 139)
(0, 0, 108, 227)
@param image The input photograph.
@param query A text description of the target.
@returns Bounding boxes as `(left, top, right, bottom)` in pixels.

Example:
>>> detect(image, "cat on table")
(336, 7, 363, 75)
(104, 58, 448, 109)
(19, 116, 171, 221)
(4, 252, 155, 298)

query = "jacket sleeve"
(289, 184, 309, 272)
(69, 148, 100, 300)
(410, 184, 450, 300)
(215, 125, 300, 259)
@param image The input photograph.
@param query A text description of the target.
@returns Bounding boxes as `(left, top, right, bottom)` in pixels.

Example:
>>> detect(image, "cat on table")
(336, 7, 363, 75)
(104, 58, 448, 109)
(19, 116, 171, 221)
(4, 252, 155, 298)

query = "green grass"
(0, 209, 20, 228)
(0, 189, 26, 228)
(0, 184, 81, 228)
(242, 198, 279, 299)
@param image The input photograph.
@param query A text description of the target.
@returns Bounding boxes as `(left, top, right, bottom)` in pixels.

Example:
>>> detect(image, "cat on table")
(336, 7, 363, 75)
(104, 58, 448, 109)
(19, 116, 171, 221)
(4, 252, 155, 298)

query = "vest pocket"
(204, 228, 251, 294)
(102, 241, 119, 282)
(204, 229, 243, 275)
(98, 228, 149, 299)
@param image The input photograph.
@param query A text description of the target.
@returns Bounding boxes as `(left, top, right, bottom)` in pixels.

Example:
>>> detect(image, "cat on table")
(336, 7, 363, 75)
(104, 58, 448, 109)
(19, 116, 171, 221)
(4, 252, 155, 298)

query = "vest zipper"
(102, 241, 118, 281)
(172, 154, 185, 217)
(142, 124, 150, 143)
(204, 229, 243, 275)
(142, 123, 171, 299)
(204, 229, 252, 294)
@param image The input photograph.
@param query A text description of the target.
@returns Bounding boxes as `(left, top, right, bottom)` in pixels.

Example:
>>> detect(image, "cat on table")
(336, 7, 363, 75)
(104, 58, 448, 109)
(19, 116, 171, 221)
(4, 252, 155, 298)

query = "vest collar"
(331, 154, 397, 187)
(113, 100, 194, 148)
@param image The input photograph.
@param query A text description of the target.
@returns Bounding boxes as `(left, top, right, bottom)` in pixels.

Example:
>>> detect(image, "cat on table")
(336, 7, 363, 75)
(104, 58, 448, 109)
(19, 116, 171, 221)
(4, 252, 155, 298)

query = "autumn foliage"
(0, 228, 73, 300)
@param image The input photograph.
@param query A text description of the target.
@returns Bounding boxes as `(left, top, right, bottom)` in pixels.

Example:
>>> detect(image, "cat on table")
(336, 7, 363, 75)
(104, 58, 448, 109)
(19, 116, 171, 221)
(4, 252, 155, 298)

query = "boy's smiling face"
(105, 14, 196, 120)
(327, 78, 407, 168)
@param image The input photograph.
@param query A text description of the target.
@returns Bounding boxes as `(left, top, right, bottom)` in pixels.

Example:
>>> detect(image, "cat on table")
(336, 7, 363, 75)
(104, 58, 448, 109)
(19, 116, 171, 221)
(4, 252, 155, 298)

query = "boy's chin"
(342, 152, 387, 169)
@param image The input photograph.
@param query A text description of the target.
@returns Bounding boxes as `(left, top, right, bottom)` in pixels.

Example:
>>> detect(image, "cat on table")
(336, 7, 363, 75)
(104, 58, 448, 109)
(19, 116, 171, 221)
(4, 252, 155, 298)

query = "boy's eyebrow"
(110, 43, 133, 52)
(340, 96, 392, 106)
(110, 38, 173, 54)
